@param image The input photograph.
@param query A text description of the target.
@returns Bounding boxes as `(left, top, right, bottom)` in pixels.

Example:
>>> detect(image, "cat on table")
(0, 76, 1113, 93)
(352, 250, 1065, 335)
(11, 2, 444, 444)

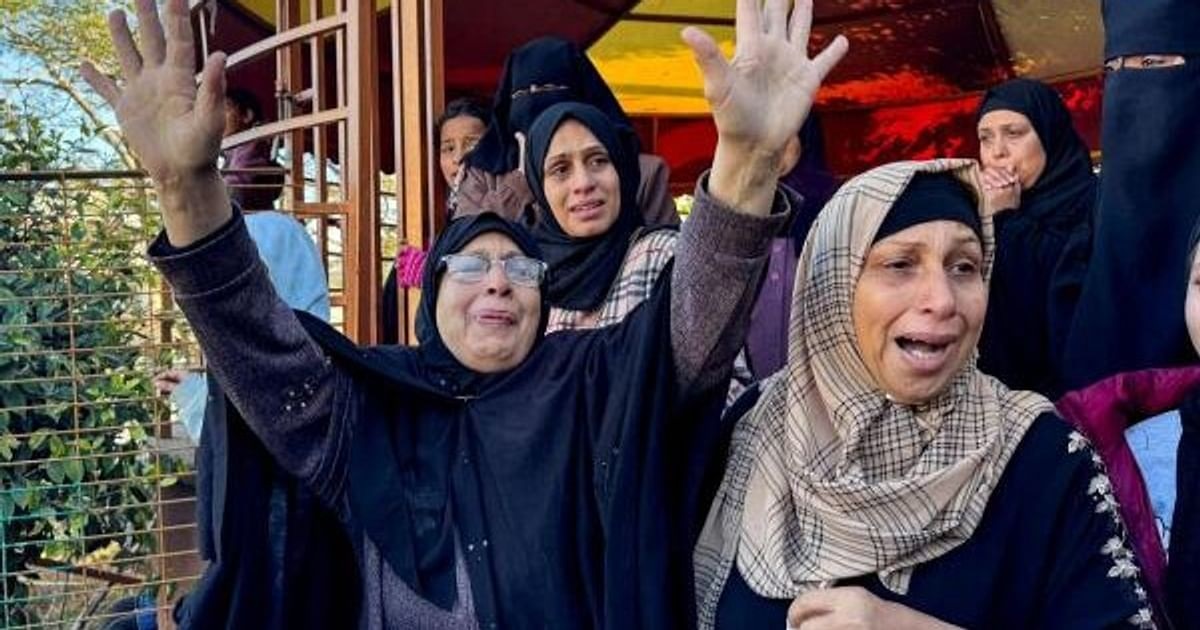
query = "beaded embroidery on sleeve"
(1067, 430, 1156, 629)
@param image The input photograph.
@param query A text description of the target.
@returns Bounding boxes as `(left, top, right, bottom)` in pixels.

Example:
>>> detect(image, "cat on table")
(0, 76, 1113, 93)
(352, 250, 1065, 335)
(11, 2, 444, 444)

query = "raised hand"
(684, 0, 847, 214)
(80, 0, 232, 246)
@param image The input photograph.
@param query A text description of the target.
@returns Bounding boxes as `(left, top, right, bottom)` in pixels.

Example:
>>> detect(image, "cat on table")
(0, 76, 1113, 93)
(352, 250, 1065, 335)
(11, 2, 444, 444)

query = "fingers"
(80, 62, 121, 107)
(763, 0, 788, 37)
(788, 0, 814, 47)
(734, 0, 761, 49)
(163, 0, 197, 73)
(787, 590, 834, 627)
(454, 162, 468, 189)
(980, 168, 1003, 190)
(515, 131, 527, 174)
(108, 10, 143, 80)
(194, 52, 229, 139)
(152, 369, 185, 395)
(980, 167, 1018, 190)
(135, 0, 166, 66)
(682, 26, 731, 104)
(810, 34, 849, 81)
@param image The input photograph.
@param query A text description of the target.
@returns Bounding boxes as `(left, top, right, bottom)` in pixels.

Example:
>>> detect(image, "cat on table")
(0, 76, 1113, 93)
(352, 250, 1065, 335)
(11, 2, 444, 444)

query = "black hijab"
(1061, 0, 1200, 388)
(467, 37, 635, 174)
(525, 102, 647, 311)
(972, 79, 1097, 396)
(977, 79, 1096, 227)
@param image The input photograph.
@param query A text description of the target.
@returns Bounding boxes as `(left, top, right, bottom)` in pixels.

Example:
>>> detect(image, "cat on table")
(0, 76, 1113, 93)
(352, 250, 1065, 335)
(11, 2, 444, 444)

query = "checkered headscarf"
(694, 159, 1054, 627)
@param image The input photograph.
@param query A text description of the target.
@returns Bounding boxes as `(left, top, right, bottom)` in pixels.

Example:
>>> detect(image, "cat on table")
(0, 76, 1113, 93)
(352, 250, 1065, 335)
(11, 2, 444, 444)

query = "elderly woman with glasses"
(81, 0, 847, 626)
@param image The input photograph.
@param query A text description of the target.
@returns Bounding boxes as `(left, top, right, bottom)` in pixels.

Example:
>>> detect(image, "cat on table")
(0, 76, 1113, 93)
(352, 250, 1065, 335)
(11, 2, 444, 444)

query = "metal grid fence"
(0, 170, 200, 628)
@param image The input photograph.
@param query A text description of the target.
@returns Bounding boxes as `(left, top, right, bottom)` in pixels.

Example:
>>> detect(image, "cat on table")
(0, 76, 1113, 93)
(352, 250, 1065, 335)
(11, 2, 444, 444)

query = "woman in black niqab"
(467, 37, 634, 175)
(1060, 0, 1200, 390)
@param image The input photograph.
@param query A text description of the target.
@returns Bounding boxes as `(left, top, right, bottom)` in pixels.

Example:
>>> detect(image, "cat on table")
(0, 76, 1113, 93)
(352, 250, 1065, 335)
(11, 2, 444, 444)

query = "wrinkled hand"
(80, 0, 231, 246)
(980, 166, 1021, 214)
(81, 0, 226, 187)
(683, 0, 847, 214)
(787, 587, 960, 630)
(683, 0, 847, 159)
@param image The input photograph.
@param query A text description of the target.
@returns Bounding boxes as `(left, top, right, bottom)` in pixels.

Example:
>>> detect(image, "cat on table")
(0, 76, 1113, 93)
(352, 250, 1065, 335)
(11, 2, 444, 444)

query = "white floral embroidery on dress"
(1065, 431, 1156, 629)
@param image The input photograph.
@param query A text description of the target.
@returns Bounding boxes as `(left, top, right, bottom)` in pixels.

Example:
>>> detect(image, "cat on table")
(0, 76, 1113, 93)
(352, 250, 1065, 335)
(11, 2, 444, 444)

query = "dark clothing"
(778, 113, 838, 253)
(150, 183, 787, 629)
(467, 37, 633, 175)
(174, 377, 360, 630)
(744, 235, 798, 379)
(380, 265, 402, 345)
(1103, 0, 1200, 59)
(1061, 3, 1200, 389)
(980, 205, 1093, 397)
(1170, 389, 1200, 629)
(744, 114, 837, 380)
(713, 414, 1153, 629)
(975, 79, 1097, 397)
(525, 102, 652, 312)
(222, 141, 283, 211)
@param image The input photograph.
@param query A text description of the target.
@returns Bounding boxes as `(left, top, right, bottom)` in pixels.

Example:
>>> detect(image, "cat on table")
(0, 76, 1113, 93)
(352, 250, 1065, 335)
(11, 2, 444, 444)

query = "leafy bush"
(0, 102, 180, 625)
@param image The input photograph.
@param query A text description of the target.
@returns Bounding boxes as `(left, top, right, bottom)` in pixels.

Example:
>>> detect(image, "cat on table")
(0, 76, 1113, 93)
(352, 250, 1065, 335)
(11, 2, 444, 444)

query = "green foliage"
(0, 0, 138, 169)
(0, 100, 179, 625)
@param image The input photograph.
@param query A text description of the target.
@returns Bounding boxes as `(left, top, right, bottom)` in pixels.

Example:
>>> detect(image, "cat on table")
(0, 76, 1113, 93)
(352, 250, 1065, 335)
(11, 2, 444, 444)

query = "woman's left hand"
(787, 587, 961, 630)
(684, 0, 847, 215)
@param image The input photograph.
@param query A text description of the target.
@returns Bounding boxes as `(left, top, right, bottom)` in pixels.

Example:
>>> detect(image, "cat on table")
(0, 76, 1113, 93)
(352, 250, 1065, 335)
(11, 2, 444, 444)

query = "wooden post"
(391, 0, 444, 344)
(345, 0, 382, 343)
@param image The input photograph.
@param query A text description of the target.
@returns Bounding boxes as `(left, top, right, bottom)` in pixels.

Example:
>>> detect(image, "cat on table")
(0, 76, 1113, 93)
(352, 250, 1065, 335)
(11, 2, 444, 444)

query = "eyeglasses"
(439, 253, 547, 287)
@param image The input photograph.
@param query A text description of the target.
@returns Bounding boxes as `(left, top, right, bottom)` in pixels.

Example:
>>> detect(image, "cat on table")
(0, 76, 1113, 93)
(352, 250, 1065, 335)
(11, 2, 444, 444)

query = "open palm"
(683, 0, 847, 155)
(81, 0, 226, 185)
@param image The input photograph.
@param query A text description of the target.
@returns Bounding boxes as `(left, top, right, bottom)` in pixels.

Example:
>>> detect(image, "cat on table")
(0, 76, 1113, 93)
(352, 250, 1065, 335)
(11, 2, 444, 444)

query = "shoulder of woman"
(998, 412, 1093, 486)
(619, 229, 679, 276)
(632, 227, 679, 253)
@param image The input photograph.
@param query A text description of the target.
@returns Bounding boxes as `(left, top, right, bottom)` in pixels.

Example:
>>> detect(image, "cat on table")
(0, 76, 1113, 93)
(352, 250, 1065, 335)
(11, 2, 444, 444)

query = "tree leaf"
(46, 460, 65, 484)
(27, 427, 51, 451)
(64, 458, 84, 484)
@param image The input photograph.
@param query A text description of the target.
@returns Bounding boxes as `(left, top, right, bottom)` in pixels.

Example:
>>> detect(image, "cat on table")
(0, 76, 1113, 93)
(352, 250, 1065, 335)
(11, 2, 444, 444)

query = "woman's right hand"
(80, 0, 232, 246)
(980, 166, 1022, 214)
(683, 0, 847, 216)
(787, 587, 962, 630)
(152, 369, 188, 396)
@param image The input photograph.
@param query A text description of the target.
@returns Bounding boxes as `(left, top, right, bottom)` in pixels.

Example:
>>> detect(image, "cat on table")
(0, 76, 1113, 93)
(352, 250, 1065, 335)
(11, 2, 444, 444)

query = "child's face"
(1187, 249, 1200, 355)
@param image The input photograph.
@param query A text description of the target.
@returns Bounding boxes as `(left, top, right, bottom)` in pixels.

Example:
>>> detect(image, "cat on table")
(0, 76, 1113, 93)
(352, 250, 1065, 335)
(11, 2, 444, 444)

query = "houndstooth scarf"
(693, 159, 1055, 628)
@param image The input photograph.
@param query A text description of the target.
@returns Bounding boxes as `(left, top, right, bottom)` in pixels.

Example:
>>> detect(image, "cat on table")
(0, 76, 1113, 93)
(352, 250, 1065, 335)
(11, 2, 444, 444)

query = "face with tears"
(851, 220, 987, 404)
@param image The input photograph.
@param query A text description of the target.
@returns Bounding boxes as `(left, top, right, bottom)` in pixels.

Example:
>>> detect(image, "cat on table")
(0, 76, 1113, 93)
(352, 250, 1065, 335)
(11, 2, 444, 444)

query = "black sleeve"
(1168, 389, 1200, 628)
(381, 266, 400, 345)
(1037, 430, 1155, 629)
